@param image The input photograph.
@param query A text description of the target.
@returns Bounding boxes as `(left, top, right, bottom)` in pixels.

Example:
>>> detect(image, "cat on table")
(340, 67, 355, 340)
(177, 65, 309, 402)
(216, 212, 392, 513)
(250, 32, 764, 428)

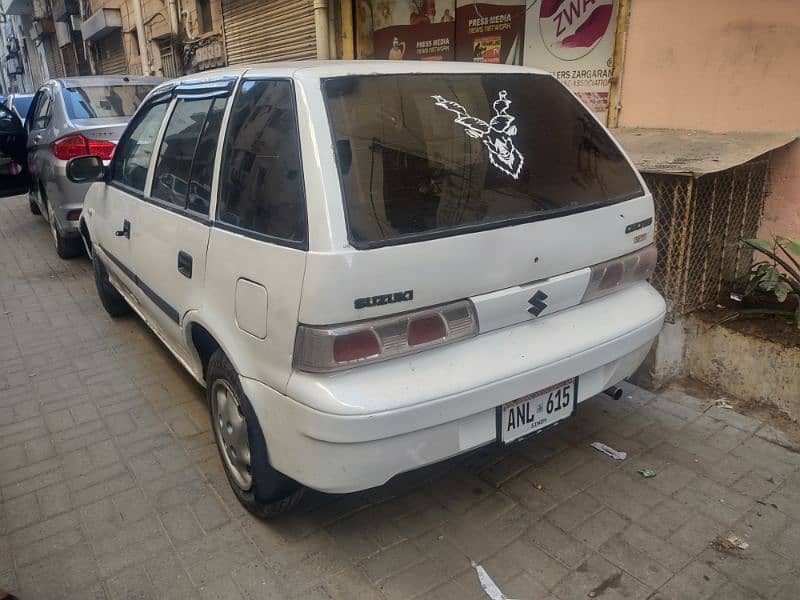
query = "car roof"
(54, 75, 166, 88)
(162, 60, 551, 88)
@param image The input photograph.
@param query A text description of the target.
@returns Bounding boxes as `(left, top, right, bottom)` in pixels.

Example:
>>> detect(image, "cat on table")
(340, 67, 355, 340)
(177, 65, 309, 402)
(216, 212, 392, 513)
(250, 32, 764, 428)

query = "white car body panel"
(80, 61, 666, 495)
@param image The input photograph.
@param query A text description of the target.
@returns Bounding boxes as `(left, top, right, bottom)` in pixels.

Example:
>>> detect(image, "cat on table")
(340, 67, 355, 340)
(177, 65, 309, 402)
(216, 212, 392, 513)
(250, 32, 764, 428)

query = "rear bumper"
(46, 164, 92, 236)
(243, 282, 665, 493)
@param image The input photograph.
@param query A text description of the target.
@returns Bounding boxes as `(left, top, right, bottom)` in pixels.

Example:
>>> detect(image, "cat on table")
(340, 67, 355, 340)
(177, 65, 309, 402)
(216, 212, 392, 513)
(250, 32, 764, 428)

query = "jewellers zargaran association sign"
(524, 0, 619, 121)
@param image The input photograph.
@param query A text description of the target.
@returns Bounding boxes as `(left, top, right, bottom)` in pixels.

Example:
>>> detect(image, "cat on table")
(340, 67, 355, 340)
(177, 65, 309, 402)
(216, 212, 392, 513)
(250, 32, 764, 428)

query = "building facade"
(0, 0, 795, 244)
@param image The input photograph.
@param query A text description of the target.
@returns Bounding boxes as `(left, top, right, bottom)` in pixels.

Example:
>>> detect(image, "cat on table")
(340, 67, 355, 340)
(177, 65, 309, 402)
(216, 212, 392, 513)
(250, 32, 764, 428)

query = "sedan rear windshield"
(323, 74, 644, 247)
(63, 85, 155, 119)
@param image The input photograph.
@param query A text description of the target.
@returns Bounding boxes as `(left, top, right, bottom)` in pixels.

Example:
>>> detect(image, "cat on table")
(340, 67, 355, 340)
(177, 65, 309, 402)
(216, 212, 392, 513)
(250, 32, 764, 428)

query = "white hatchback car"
(63, 61, 665, 517)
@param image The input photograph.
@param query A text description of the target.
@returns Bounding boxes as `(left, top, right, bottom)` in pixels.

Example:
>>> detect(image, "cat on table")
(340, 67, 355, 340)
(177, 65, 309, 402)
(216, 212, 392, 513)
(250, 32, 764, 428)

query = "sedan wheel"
(211, 380, 253, 491)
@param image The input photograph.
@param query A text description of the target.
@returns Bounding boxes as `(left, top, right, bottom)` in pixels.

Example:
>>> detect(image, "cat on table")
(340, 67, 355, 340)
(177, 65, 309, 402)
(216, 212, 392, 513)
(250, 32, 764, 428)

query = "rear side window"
(31, 91, 52, 130)
(111, 101, 169, 192)
(323, 74, 644, 247)
(217, 79, 306, 246)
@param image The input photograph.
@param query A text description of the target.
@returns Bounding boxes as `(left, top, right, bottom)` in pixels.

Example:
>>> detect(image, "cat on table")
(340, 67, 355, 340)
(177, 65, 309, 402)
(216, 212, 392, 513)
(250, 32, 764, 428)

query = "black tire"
(93, 256, 132, 317)
(52, 223, 84, 259)
(207, 350, 304, 518)
(29, 195, 41, 215)
(44, 192, 82, 259)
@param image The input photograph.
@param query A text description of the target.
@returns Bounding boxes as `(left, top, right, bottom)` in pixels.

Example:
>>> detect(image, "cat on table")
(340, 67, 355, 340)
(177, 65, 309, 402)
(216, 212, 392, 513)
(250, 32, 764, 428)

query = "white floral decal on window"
(431, 90, 524, 179)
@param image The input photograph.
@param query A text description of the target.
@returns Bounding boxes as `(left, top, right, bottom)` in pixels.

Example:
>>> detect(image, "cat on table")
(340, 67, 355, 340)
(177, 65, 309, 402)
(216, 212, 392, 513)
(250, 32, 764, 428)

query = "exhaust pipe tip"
(603, 386, 623, 401)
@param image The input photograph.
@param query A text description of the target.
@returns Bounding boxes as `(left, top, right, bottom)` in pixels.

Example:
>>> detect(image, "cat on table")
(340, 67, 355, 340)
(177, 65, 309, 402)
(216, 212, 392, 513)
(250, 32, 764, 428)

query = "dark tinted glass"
(111, 101, 169, 192)
(0, 106, 20, 132)
(151, 97, 213, 208)
(186, 98, 226, 215)
(324, 74, 644, 247)
(63, 85, 154, 119)
(217, 79, 306, 244)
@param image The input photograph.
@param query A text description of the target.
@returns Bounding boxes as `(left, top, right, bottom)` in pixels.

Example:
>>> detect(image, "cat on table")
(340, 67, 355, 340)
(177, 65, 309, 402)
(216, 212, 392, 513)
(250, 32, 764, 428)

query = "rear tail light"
(294, 300, 478, 372)
(66, 209, 82, 221)
(51, 134, 116, 161)
(582, 244, 657, 303)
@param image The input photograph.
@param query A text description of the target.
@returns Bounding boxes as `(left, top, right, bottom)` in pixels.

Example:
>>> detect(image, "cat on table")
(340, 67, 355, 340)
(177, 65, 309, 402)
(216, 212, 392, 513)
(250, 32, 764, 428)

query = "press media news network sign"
(356, 0, 618, 119)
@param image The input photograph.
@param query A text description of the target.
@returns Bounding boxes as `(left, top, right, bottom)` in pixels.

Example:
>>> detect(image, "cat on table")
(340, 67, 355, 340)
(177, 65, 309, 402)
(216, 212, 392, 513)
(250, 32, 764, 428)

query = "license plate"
(498, 378, 578, 444)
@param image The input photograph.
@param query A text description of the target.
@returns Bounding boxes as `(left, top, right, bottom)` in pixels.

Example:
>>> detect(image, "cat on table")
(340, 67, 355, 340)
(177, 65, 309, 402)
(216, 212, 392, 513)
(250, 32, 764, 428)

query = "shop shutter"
(97, 31, 127, 75)
(222, 0, 316, 65)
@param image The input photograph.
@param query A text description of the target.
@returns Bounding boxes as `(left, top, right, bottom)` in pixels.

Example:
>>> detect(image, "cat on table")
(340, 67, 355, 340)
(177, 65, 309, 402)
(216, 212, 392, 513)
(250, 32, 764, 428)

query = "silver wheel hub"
(211, 380, 252, 490)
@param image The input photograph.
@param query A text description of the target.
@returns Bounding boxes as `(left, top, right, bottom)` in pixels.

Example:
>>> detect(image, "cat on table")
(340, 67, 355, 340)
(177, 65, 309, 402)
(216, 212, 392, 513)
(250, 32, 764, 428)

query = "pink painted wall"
(616, 0, 800, 240)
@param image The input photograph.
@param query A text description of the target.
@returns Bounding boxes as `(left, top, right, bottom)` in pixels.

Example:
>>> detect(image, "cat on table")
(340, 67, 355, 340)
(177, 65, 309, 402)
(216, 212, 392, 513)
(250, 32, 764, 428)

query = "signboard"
(454, 1, 526, 65)
(524, 0, 618, 121)
(356, 0, 455, 61)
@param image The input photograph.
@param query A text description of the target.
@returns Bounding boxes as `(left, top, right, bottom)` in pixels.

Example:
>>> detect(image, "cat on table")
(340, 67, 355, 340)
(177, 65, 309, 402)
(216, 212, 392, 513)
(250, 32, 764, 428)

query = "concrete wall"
(685, 315, 800, 419)
(617, 0, 800, 241)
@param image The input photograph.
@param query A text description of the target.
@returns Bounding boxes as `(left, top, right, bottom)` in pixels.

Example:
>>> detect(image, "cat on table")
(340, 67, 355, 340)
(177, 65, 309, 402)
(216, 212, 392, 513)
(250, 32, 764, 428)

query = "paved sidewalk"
(1, 195, 800, 599)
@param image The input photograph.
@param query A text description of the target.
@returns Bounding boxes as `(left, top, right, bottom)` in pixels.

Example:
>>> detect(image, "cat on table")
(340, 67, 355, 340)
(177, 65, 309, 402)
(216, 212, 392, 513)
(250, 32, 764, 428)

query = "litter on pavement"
(719, 533, 750, 550)
(590, 442, 627, 460)
(714, 399, 734, 409)
(638, 468, 657, 478)
(473, 562, 516, 600)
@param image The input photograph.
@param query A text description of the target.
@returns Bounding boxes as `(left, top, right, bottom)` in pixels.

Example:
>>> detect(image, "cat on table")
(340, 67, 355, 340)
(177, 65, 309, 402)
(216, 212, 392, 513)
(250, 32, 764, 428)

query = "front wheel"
(207, 350, 303, 518)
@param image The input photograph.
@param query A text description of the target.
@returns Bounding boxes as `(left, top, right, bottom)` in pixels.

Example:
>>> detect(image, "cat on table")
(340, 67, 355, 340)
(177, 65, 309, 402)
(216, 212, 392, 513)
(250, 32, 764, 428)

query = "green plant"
(722, 235, 800, 329)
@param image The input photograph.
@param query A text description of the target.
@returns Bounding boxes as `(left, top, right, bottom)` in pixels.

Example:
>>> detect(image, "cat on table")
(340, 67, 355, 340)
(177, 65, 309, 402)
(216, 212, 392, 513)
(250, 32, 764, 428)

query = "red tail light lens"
(408, 315, 446, 346)
(51, 134, 115, 161)
(66, 209, 82, 221)
(582, 245, 657, 303)
(87, 138, 116, 160)
(333, 330, 380, 362)
(294, 300, 478, 372)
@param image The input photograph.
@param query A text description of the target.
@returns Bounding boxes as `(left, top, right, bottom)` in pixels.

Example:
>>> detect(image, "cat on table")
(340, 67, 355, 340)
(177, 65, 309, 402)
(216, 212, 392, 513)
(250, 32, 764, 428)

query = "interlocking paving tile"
(1, 195, 800, 598)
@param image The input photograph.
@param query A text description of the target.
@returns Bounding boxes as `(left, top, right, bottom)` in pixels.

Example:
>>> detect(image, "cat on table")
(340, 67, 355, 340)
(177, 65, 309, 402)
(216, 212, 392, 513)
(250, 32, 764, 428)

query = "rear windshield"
(63, 85, 155, 119)
(323, 74, 644, 247)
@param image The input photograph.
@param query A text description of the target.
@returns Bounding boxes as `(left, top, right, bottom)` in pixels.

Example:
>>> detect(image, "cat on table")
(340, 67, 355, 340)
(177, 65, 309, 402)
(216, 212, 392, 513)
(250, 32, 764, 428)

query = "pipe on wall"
(132, 0, 150, 74)
(167, 0, 180, 40)
(314, 0, 329, 60)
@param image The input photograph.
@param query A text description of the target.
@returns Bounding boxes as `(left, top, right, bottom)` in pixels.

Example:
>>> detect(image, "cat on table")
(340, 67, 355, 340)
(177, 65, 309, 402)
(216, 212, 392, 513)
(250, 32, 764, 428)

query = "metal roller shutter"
(222, 0, 316, 65)
(97, 32, 127, 75)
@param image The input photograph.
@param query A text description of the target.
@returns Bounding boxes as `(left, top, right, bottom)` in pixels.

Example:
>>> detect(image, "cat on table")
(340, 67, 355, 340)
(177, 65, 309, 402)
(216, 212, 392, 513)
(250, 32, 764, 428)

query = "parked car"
(4, 93, 34, 124)
(25, 75, 163, 257)
(0, 61, 665, 517)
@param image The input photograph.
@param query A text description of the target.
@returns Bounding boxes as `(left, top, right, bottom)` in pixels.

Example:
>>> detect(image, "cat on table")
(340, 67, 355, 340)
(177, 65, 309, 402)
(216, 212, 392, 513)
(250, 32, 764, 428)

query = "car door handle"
(177, 251, 193, 279)
(114, 220, 130, 239)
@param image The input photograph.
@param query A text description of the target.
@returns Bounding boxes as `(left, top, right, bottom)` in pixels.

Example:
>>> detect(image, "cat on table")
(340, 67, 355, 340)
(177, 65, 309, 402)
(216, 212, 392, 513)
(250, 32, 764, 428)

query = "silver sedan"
(27, 75, 164, 257)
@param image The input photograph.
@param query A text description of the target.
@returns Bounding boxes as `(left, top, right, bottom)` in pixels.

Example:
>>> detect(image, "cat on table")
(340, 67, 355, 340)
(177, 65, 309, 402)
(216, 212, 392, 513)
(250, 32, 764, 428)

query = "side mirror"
(67, 155, 105, 183)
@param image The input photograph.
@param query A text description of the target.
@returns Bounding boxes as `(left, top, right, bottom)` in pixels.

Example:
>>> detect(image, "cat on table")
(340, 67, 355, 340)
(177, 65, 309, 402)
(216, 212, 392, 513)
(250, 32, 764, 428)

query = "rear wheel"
(93, 256, 132, 317)
(207, 350, 304, 518)
(49, 212, 83, 259)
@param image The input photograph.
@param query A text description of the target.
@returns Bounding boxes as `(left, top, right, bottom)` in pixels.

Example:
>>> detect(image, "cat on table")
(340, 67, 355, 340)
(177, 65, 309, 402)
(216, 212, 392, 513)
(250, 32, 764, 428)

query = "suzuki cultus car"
(0, 62, 667, 517)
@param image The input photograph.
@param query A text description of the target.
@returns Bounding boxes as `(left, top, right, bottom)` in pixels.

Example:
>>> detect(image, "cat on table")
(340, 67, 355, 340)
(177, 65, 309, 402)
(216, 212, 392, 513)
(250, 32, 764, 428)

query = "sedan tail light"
(294, 300, 478, 372)
(582, 245, 657, 303)
(51, 134, 116, 161)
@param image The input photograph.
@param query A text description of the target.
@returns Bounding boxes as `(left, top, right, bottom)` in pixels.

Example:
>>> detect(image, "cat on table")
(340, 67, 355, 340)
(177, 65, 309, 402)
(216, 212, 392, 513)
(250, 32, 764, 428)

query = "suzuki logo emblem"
(528, 290, 548, 317)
